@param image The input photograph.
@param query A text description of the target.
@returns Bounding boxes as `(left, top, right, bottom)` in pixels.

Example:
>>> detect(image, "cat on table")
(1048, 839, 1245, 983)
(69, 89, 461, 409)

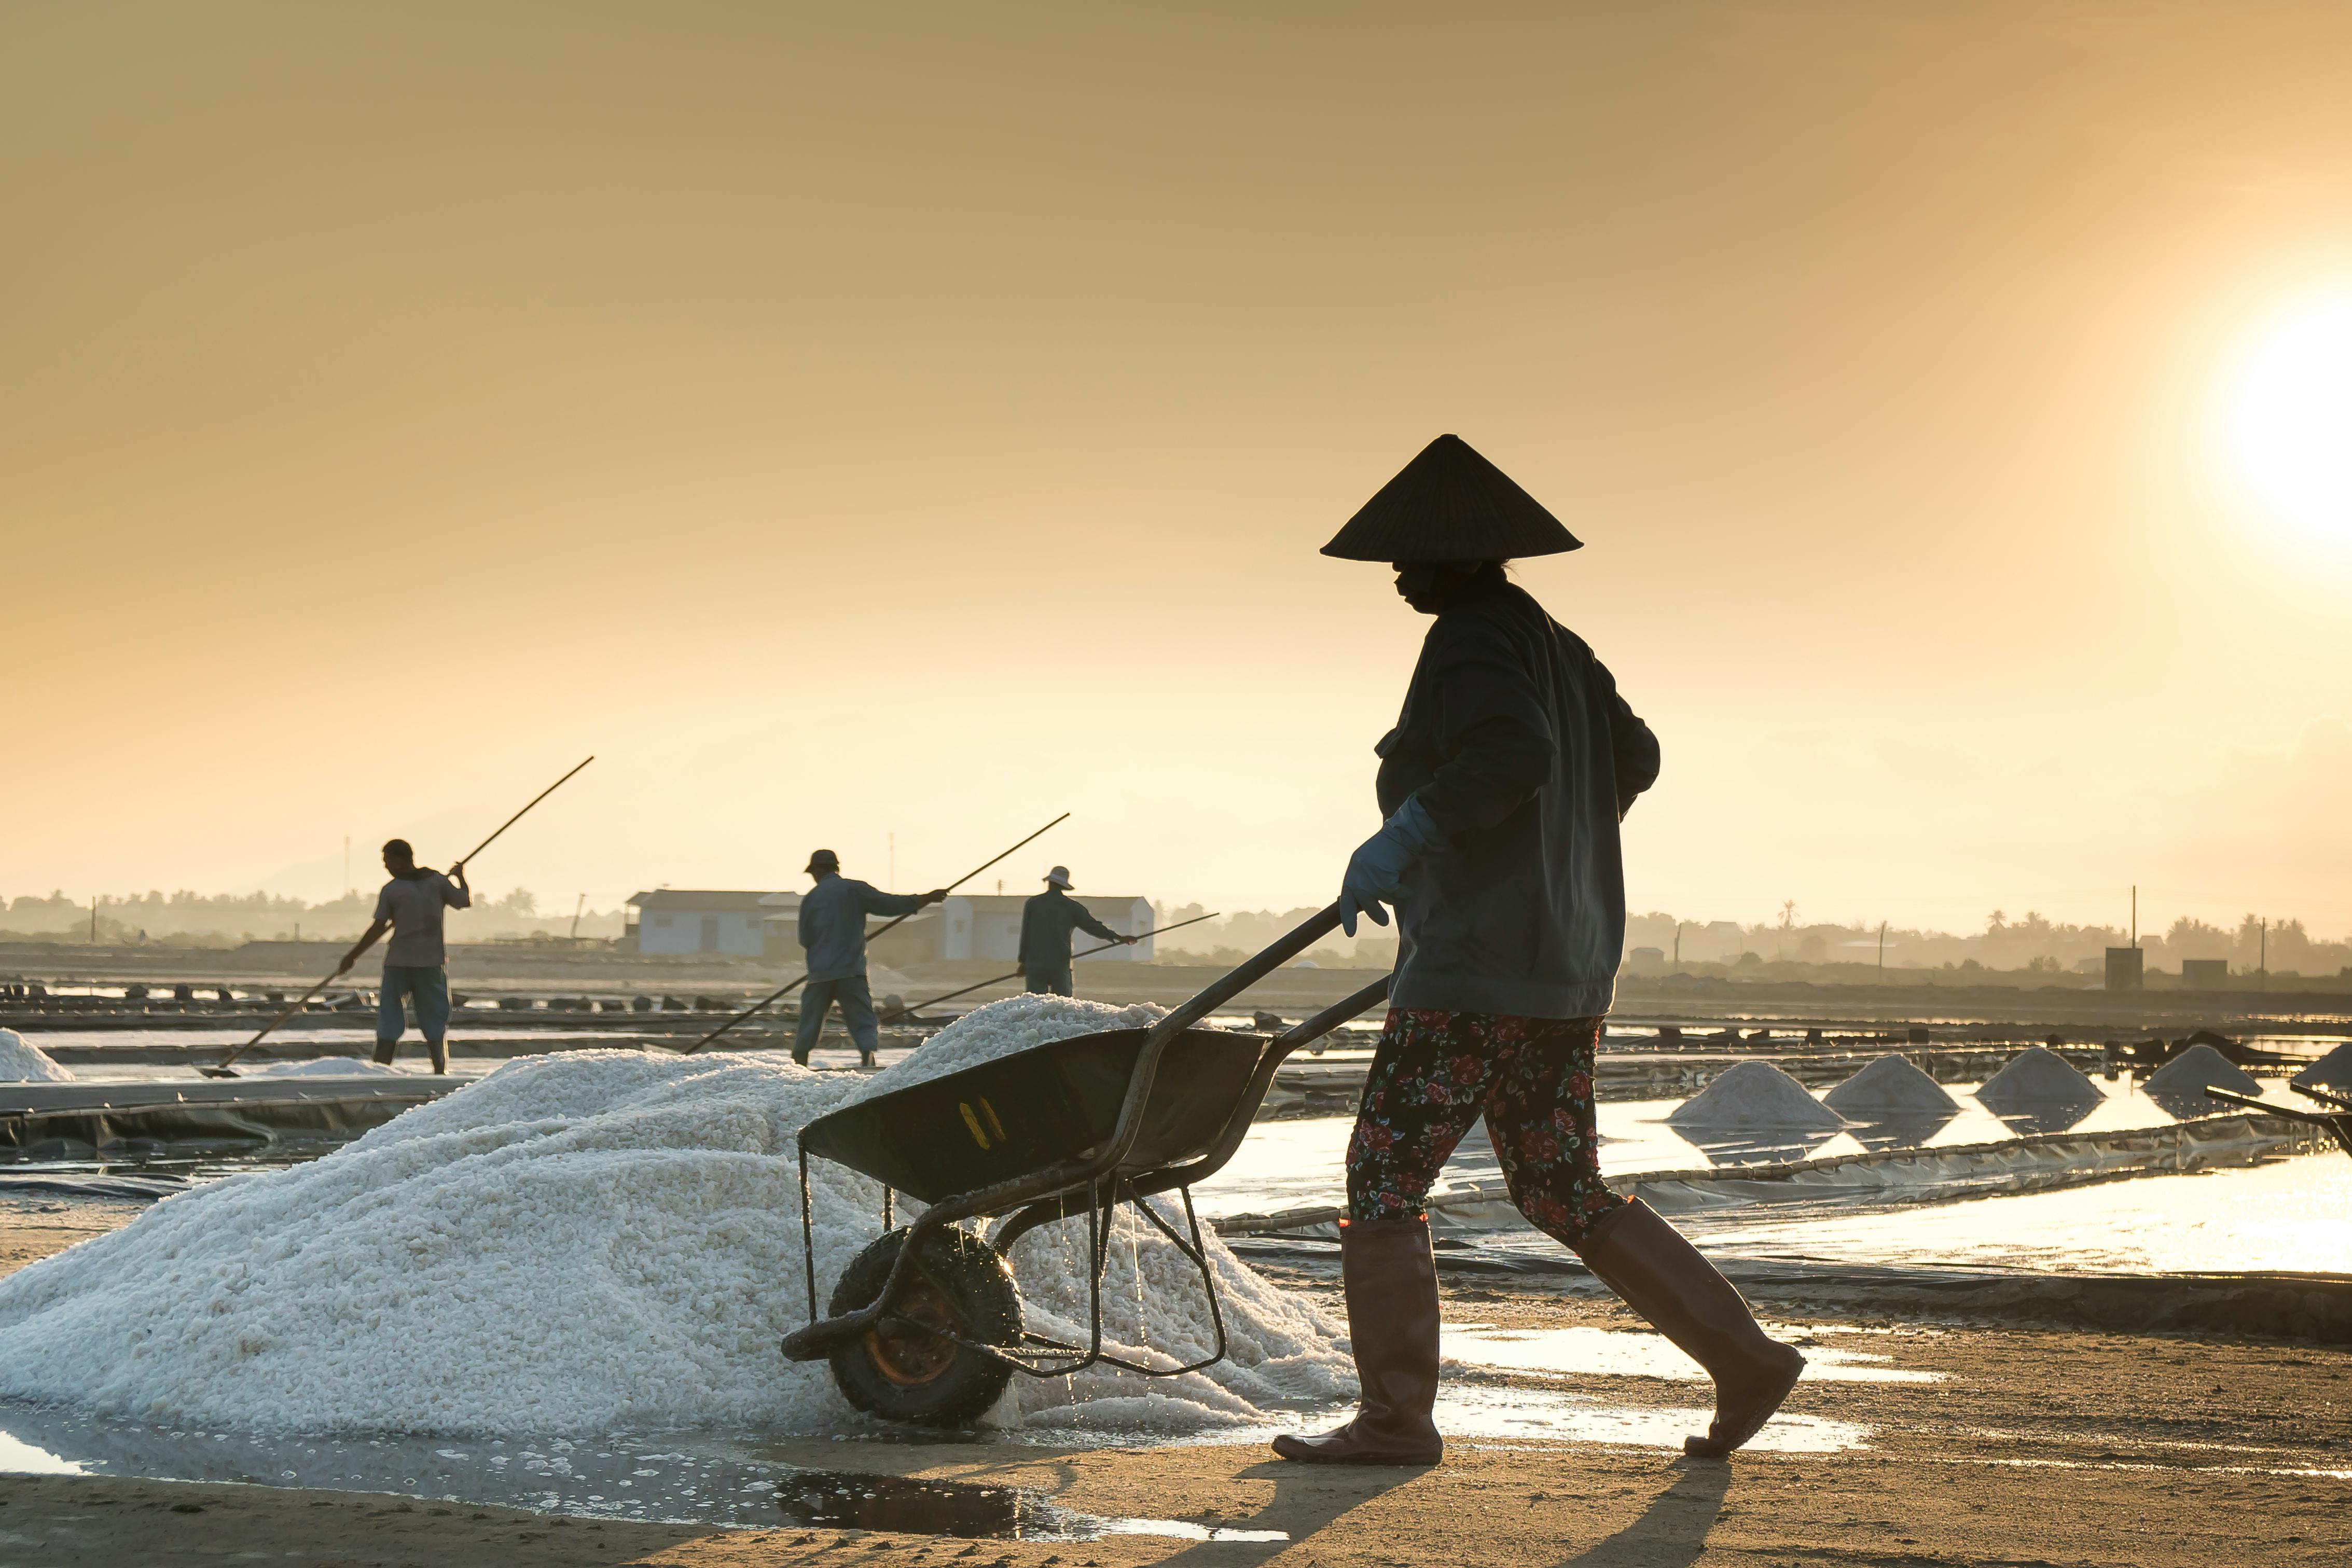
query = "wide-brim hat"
(805, 849, 840, 875)
(1045, 866, 1072, 889)
(1321, 434, 1582, 563)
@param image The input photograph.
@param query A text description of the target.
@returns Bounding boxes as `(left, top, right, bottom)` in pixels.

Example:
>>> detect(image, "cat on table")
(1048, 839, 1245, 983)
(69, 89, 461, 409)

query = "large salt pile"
(0, 1028, 73, 1083)
(2141, 1044, 2262, 1106)
(847, 993, 1168, 1103)
(0, 1048, 1345, 1437)
(1975, 1047, 2102, 1117)
(1667, 1061, 1844, 1131)
(1822, 1054, 1960, 1117)
(2292, 1042, 2352, 1100)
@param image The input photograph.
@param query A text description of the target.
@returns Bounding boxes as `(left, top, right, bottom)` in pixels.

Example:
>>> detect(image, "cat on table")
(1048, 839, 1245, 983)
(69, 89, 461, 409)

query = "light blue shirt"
(796, 875, 924, 982)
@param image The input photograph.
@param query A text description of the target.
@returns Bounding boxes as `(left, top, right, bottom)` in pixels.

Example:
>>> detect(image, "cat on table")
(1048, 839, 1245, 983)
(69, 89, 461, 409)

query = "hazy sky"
(7, 2, 2351, 936)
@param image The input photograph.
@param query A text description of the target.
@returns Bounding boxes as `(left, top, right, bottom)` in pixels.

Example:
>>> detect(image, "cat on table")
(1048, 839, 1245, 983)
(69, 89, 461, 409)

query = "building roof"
(626, 890, 788, 913)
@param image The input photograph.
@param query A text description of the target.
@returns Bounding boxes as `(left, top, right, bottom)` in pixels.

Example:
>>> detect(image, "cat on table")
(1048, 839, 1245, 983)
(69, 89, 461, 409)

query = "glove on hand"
(1338, 796, 1441, 936)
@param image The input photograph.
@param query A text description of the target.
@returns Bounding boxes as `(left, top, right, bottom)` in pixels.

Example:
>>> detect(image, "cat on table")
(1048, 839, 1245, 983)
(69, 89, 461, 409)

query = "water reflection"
(1676, 1130, 1848, 1168)
(1443, 1324, 1942, 1384)
(1986, 1100, 2100, 1136)
(1839, 1112, 1960, 1153)
(1421, 1385, 1870, 1453)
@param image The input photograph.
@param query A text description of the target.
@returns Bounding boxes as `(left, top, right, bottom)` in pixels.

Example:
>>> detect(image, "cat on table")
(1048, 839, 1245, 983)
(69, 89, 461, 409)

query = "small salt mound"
(2141, 1043, 2261, 1096)
(1667, 1061, 1844, 1131)
(2291, 1042, 2352, 1099)
(849, 993, 1169, 1104)
(1975, 1047, 2101, 1114)
(246, 1057, 410, 1078)
(0, 1049, 1342, 1437)
(1821, 1054, 1960, 1117)
(0, 1028, 73, 1083)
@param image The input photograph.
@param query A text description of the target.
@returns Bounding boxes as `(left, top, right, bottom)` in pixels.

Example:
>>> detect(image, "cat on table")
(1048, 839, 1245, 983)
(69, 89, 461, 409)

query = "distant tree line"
(1147, 901, 2352, 978)
(0, 888, 621, 947)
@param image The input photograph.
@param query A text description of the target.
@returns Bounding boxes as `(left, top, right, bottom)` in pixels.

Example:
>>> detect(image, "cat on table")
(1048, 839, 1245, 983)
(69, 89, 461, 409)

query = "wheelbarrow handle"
(1270, 974, 1391, 1063)
(1086, 904, 1345, 1179)
(1147, 904, 1344, 1045)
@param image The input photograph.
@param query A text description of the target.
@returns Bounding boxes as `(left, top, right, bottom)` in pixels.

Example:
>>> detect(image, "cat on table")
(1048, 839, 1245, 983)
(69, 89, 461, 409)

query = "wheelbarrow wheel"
(826, 1226, 1021, 1427)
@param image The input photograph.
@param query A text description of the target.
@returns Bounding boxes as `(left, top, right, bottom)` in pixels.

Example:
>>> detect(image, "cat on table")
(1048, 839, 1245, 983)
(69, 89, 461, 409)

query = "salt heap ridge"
(1975, 1047, 2102, 1116)
(1821, 1054, 1960, 1117)
(247, 1057, 411, 1079)
(1667, 1060, 1845, 1132)
(0, 1028, 73, 1083)
(2140, 1043, 2262, 1102)
(844, 992, 1168, 1104)
(0, 1041, 1346, 1437)
(2291, 1042, 2352, 1100)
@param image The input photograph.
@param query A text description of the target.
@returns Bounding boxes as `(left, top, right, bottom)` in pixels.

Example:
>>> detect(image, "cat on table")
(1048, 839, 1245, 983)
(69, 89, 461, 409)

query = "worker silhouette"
(1016, 867, 1135, 996)
(339, 839, 470, 1074)
(795, 849, 946, 1066)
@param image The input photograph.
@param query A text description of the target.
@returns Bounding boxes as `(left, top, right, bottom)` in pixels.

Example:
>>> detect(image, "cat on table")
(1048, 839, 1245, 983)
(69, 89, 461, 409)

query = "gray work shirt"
(373, 872, 471, 968)
(1376, 573, 1659, 1020)
(797, 875, 925, 982)
(1018, 887, 1122, 976)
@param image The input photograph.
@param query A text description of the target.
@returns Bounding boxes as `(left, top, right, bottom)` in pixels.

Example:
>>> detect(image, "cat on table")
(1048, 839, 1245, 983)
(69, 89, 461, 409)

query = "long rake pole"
(876, 910, 1222, 1024)
(678, 812, 1071, 1055)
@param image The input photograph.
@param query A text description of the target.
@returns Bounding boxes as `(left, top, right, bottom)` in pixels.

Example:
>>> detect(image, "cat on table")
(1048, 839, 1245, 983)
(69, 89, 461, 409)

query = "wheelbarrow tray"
(798, 1025, 1268, 1206)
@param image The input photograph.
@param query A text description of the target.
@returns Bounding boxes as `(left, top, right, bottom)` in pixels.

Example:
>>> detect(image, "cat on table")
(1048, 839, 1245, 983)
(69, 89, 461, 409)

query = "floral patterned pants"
(1345, 1007, 1624, 1246)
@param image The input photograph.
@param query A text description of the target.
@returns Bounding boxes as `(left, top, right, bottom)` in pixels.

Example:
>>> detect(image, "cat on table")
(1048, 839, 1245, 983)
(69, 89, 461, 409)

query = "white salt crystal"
(1821, 1054, 1960, 1116)
(246, 1057, 412, 1078)
(0, 1028, 73, 1083)
(847, 994, 1169, 1104)
(0, 1048, 1343, 1437)
(1667, 1060, 1845, 1131)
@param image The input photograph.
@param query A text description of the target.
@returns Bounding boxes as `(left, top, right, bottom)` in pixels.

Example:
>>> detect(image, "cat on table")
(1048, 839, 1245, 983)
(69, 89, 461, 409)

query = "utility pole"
(2130, 885, 2137, 948)
(2260, 918, 2268, 993)
(89, 895, 98, 945)
(571, 893, 586, 941)
(1878, 920, 1887, 976)
(1673, 922, 1683, 966)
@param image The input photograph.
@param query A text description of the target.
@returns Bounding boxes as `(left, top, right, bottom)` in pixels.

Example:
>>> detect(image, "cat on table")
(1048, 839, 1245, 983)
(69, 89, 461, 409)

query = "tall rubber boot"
(1271, 1216, 1444, 1465)
(1574, 1199, 1805, 1456)
(373, 1038, 398, 1066)
(426, 1036, 448, 1075)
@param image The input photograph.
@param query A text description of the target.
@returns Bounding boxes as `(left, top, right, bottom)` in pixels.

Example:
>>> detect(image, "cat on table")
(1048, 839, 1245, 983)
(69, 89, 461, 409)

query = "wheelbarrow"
(781, 904, 1384, 1426)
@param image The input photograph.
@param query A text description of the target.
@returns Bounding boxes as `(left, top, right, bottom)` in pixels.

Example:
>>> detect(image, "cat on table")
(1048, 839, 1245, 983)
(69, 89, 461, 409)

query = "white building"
(938, 894, 1154, 963)
(626, 890, 796, 957)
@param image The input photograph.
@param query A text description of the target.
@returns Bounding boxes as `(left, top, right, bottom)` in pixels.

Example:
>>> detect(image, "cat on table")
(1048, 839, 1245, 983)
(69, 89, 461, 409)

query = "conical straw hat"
(1322, 434, 1583, 562)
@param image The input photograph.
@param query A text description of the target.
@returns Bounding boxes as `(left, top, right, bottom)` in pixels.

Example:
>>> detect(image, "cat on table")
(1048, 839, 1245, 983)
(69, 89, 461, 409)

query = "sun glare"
(2233, 298, 2352, 540)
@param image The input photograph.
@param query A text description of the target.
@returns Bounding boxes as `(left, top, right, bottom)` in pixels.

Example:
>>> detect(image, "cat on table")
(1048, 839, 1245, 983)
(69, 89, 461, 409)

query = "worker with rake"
(1018, 866, 1137, 995)
(338, 838, 470, 1075)
(796, 849, 947, 1067)
(1275, 435, 1806, 1468)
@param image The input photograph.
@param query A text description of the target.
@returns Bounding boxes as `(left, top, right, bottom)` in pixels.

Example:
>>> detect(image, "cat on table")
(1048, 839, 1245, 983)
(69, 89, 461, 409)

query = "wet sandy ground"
(3, 1213, 2349, 1565)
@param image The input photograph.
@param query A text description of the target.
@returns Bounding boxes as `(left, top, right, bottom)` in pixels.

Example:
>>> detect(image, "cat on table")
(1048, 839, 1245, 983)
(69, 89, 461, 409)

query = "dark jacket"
(1019, 887, 1121, 975)
(1375, 571, 1659, 1019)
(797, 875, 925, 982)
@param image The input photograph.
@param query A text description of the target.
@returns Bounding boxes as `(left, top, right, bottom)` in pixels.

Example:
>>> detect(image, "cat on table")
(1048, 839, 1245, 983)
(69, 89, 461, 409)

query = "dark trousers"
(1023, 967, 1074, 997)
(375, 964, 450, 1074)
(1345, 1009, 1623, 1246)
(796, 974, 880, 1059)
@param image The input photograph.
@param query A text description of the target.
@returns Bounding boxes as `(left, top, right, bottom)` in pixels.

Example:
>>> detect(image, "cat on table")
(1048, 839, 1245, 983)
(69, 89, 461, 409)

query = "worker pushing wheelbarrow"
(782, 904, 1380, 1425)
(793, 434, 1813, 1462)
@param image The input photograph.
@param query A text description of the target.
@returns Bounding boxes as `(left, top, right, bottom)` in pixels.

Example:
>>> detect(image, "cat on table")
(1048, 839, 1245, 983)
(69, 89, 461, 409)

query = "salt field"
(1, 1000, 2346, 1550)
